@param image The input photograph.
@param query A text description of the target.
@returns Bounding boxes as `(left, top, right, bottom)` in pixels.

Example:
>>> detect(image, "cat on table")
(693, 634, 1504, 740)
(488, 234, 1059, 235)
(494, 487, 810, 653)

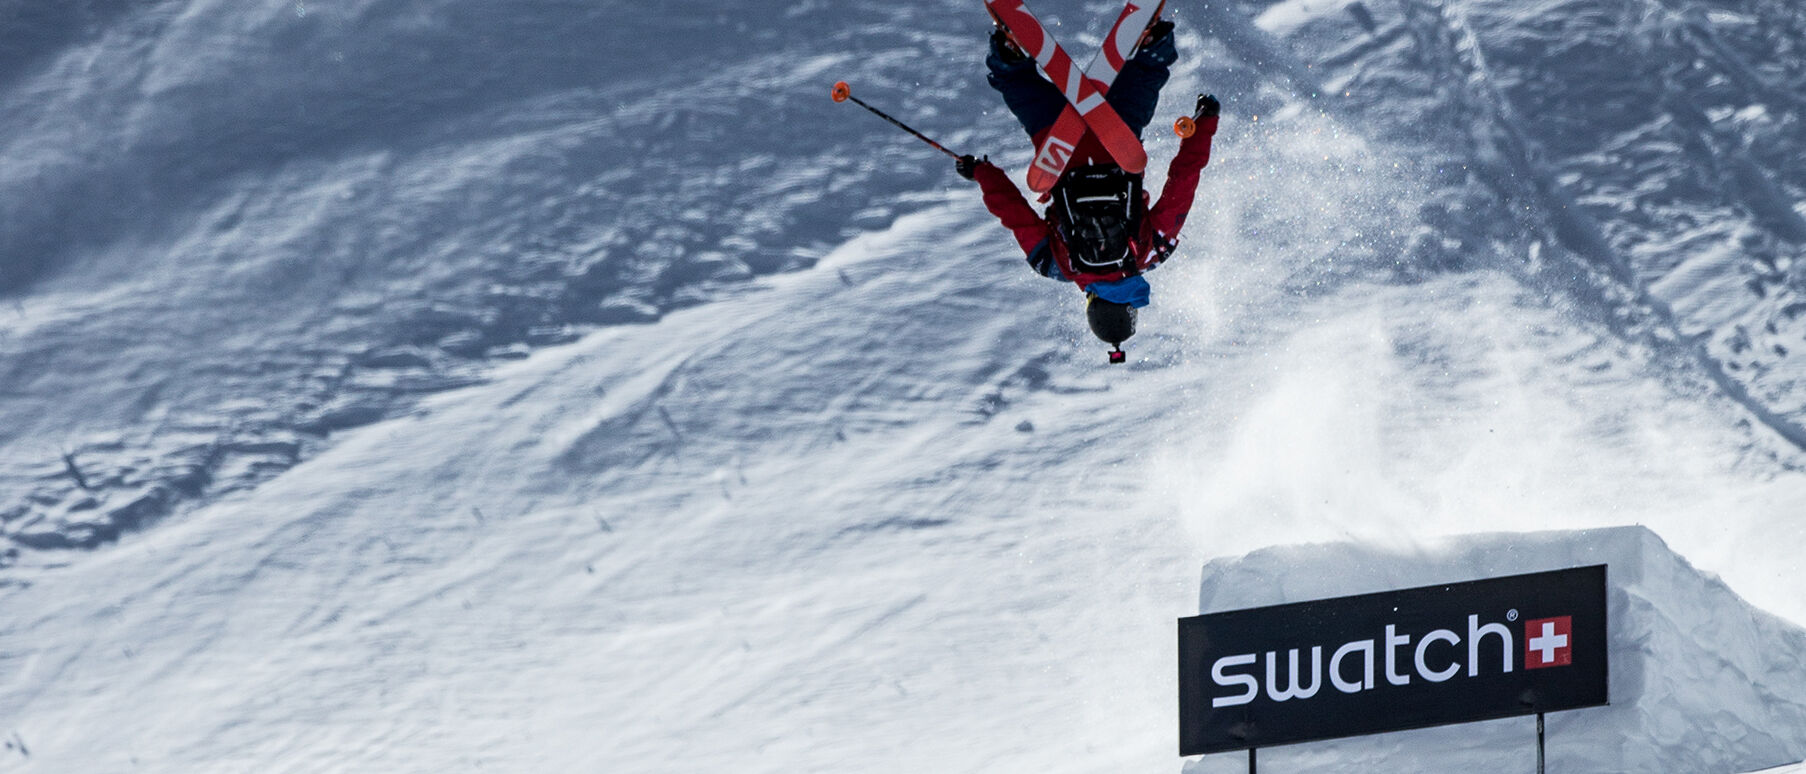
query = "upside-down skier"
(956, 16, 1220, 361)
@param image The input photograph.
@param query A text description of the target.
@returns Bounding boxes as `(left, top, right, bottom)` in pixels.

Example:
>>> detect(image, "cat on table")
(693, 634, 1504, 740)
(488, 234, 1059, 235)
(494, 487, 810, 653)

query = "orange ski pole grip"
(1174, 114, 1196, 138)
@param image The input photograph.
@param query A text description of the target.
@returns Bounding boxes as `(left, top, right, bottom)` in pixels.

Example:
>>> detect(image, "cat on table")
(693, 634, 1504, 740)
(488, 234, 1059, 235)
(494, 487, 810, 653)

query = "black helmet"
(1085, 294, 1137, 345)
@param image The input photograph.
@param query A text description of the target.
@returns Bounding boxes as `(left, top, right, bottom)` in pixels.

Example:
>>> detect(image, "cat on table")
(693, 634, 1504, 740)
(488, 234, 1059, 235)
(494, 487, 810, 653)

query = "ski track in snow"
(3, 0, 1806, 772)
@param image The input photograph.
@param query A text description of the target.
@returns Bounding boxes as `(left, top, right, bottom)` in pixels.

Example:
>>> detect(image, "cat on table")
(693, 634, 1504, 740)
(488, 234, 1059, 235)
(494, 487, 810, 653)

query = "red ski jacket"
(973, 115, 1218, 289)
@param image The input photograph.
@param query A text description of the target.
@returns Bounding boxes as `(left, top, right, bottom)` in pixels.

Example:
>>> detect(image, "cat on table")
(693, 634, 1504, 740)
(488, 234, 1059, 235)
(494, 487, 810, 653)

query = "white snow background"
(3, 0, 1806, 771)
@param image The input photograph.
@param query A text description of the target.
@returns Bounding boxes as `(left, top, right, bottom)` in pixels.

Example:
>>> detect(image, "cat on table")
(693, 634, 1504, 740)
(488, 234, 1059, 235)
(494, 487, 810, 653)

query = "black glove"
(1196, 93, 1221, 118)
(956, 154, 986, 181)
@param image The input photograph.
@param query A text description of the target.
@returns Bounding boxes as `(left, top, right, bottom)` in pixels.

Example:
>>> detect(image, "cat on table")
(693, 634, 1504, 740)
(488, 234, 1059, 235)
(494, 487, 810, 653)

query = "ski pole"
(831, 81, 962, 160)
(1174, 114, 1197, 138)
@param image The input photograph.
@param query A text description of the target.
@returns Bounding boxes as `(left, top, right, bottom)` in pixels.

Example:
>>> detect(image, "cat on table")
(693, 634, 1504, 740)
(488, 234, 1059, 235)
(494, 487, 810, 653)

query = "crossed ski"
(986, 0, 1165, 192)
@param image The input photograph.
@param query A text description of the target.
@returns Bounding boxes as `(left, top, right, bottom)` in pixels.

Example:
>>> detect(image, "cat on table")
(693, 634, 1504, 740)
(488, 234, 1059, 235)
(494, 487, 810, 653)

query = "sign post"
(1179, 565, 1609, 760)
(1537, 712, 1546, 774)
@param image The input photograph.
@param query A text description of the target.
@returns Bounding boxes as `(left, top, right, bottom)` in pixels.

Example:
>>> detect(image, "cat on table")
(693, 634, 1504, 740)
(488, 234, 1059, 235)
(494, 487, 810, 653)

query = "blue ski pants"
(985, 28, 1177, 141)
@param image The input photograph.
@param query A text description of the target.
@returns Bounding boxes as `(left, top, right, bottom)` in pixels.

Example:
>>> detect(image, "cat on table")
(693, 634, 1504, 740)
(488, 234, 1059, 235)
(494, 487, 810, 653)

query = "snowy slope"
(0, 0, 990, 553)
(1233, 0, 1806, 447)
(4, 0, 1806, 772)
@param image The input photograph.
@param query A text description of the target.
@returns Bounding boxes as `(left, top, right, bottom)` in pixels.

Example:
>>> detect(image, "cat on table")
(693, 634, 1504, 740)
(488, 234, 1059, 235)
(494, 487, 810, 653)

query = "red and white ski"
(1031, 0, 1167, 179)
(986, 0, 1165, 191)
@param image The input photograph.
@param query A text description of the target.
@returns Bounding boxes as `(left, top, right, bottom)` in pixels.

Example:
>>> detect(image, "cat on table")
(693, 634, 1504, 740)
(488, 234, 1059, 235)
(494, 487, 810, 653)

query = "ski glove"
(1196, 94, 1221, 118)
(956, 154, 988, 181)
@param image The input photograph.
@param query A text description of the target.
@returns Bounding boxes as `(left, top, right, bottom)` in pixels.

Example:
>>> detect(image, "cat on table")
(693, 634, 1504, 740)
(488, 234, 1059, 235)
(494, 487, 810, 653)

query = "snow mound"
(1185, 526, 1806, 773)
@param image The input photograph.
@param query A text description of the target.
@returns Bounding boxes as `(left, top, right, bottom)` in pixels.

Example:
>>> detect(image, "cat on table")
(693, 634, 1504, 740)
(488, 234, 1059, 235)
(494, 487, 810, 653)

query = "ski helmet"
(1085, 294, 1137, 346)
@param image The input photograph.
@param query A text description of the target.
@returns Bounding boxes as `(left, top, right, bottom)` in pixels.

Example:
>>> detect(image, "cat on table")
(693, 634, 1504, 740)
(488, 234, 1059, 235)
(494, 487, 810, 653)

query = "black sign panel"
(1179, 565, 1608, 756)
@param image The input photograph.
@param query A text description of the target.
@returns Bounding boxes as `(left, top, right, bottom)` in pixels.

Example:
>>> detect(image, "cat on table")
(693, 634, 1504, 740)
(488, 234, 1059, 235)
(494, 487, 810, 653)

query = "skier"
(956, 19, 1219, 360)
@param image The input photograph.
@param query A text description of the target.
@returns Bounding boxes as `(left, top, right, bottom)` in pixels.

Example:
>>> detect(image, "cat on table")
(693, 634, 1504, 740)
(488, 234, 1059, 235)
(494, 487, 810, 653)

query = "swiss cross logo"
(1524, 616, 1573, 669)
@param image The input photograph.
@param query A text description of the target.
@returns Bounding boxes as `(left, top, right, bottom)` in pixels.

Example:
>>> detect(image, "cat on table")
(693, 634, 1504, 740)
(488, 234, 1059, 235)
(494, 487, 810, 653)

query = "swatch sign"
(1178, 565, 1608, 756)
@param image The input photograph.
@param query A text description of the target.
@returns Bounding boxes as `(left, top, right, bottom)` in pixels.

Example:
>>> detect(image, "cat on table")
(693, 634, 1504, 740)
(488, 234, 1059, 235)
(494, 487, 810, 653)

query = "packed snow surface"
(3, 0, 1806, 772)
